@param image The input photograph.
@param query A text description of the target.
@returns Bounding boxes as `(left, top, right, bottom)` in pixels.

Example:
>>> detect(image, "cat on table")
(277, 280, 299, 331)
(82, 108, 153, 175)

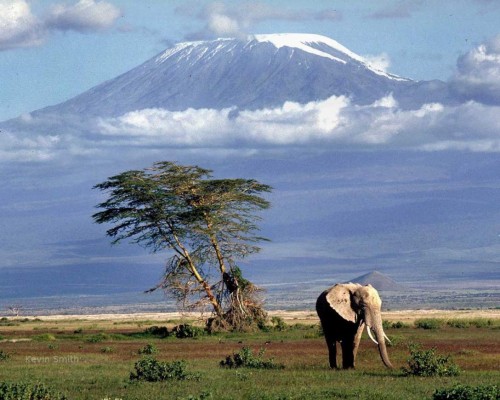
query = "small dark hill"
(348, 271, 405, 291)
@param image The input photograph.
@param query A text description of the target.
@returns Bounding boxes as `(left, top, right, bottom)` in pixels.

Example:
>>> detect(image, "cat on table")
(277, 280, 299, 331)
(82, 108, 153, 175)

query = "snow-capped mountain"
(1, 33, 498, 314)
(26, 33, 451, 119)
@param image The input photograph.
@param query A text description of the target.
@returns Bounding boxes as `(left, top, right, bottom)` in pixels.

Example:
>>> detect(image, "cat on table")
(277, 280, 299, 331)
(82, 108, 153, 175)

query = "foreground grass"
(0, 314, 498, 399)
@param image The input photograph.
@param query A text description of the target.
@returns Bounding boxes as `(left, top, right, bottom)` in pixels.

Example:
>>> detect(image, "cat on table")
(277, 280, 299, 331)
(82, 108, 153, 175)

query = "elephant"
(316, 283, 393, 369)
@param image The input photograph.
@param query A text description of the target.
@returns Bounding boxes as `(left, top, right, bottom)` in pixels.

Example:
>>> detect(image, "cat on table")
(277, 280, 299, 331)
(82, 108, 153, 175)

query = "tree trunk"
(172, 230, 224, 318)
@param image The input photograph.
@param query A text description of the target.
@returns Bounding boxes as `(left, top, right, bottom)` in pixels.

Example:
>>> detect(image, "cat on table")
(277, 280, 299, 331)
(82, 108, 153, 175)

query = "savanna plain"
(0, 310, 498, 400)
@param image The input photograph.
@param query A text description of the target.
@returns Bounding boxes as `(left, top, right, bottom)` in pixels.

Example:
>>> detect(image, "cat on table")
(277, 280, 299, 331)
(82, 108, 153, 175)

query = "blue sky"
(0, 1, 499, 305)
(2, 0, 500, 121)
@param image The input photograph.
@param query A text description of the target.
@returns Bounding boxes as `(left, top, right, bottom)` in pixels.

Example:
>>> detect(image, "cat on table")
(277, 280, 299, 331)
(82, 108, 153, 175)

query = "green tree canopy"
(93, 161, 271, 330)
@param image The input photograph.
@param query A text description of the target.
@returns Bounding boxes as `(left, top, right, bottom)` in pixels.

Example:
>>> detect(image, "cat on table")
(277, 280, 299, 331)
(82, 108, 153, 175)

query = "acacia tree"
(92, 161, 271, 330)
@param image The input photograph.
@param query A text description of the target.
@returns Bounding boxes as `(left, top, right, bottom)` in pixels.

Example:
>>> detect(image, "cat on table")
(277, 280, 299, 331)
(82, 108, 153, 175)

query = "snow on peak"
(155, 38, 234, 63)
(254, 33, 362, 64)
(253, 33, 409, 81)
(155, 33, 409, 81)
(155, 41, 200, 63)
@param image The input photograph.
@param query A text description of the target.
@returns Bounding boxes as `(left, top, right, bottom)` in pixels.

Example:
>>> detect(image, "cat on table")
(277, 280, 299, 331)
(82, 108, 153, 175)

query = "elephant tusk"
(384, 333, 392, 344)
(367, 326, 379, 345)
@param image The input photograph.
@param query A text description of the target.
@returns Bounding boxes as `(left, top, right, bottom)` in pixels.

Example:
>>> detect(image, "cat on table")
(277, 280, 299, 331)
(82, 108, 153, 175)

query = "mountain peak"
(348, 271, 404, 291)
(165, 33, 410, 82)
(253, 33, 362, 64)
(253, 33, 407, 81)
(14, 32, 444, 120)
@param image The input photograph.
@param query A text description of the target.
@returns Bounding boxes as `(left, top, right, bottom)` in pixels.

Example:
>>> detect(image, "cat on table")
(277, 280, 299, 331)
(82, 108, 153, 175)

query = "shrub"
(101, 346, 114, 353)
(144, 325, 169, 338)
(444, 318, 495, 329)
(219, 347, 284, 370)
(138, 343, 158, 355)
(383, 320, 408, 329)
(33, 333, 56, 342)
(469, 319, 494, 328)
(130, 357, 198, 382)
(447, 319, 470, 328)
(0, 350, 9, 361)
(172, 324, 204, 339)
(270, 316, 286, 331)
(415, 319, 442, 330)
(85, 333, 109, 343)
(402, 344, 460, 377)
(433, 384, 499, 400)
(0, 319, 17, 327)
(0, 382, 67, 400)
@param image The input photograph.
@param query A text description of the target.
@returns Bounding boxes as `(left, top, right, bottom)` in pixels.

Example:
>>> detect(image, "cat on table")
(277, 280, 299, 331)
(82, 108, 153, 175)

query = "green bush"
(445, 318, 495, 329)
(383, 320, 409, 329)
(85, 333, 109, 343)
(172, 324, 204, 339)
(144, 325, 169, 338)
(0, 350, 9, 361)
(219, 347, 284, 370)
(447, 319, 470, 328)
(433, 384, 499, 400)
(415, 319, 442, 330)
(138, 343, 158, 355)
(469, 319, 494, 328)
(130, 357, 198, 382)
(0, 381, 67, 400)
(101, 346, 114, 353)
(0, 318, 17, 327)
(402, 344, 460, 377)
(33, 333, 56, 342)
(270, 316, 286, 331)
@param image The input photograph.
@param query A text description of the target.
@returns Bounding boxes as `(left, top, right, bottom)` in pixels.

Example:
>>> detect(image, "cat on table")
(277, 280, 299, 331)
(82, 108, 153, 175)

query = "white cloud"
(0, 130, 61, 162)
(0, 0, 45, 50)
(208, 13, 241, 37)
(97, 96, 350, 147)
(46, 0, 122, 33)
(450, 35, 500, 105)
(4, 92, 500, 165)
(97, 107, 235, 146)
(0, 0, 121, 51)
(94, 95, 500, 152)
(363, 52, 391, 73)
(182, 1, 343, 40)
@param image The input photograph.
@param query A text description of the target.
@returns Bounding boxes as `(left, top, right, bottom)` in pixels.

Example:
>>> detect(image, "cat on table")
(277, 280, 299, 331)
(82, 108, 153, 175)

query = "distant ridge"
(3, 33, 452, 123)
(348, 271, 404, 291)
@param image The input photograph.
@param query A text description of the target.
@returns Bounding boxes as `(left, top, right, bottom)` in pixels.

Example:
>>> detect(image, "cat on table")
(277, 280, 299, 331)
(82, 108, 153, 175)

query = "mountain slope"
(26, 33, 451, 119)
(348, 271, 405, 291)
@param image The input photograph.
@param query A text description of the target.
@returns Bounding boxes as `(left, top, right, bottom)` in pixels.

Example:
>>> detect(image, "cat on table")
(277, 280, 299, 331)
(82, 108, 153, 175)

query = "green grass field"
(0, 313, 498, 400)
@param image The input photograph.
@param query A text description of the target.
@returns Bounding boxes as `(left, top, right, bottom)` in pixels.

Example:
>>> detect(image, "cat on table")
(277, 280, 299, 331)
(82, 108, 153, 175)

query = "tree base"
(206, 304, 268, 332)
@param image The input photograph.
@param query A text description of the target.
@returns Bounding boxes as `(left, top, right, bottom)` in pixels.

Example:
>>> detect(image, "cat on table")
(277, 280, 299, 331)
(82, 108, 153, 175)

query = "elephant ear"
(326, 284, 357, 323)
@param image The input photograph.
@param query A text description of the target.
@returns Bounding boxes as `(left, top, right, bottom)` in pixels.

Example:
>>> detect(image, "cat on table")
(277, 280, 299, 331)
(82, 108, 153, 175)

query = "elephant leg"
(325, 338, 338, 369)
(341, 339, 355, 369)
(352, 322, 365, 367)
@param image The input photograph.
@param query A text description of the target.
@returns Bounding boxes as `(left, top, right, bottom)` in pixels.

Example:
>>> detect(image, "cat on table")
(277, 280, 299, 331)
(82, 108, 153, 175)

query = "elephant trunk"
(367, 312, 393, 369)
